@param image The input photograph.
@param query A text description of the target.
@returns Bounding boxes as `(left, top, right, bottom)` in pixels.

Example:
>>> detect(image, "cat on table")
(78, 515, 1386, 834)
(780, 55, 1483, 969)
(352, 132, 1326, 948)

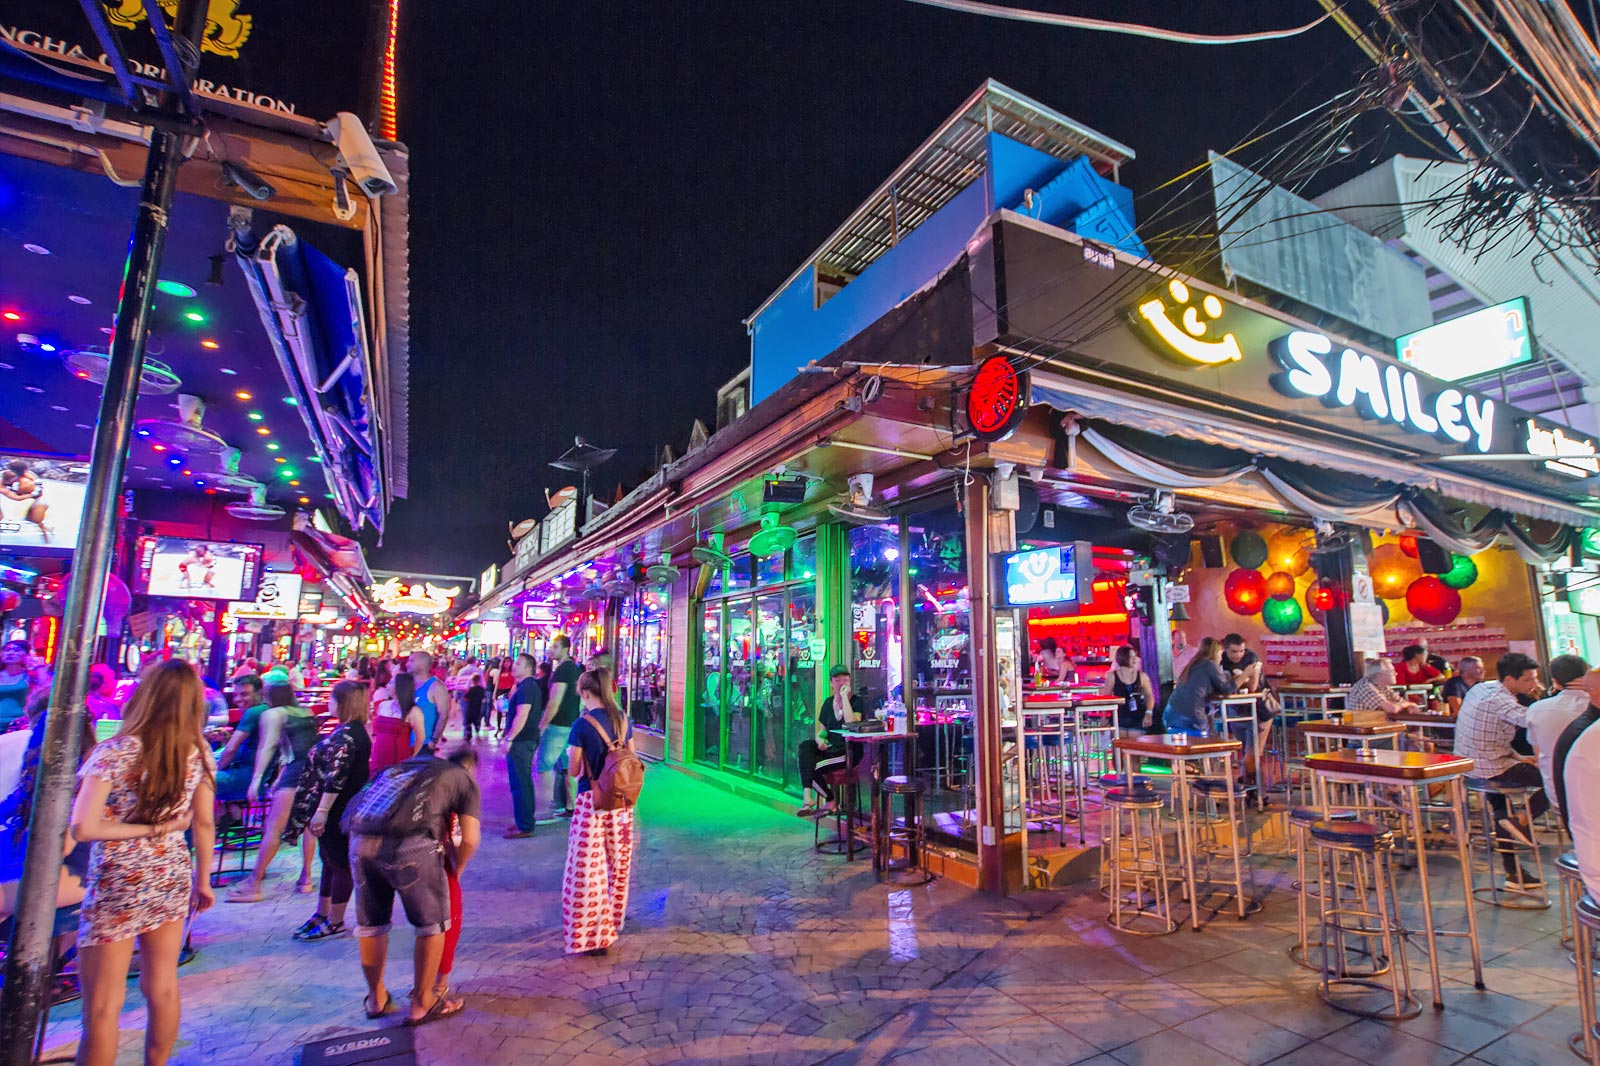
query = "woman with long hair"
(284, 681, 372, 941)
(69, 659, 215, 1066)
(1101, 644, 1156, 738)
(561, 669, 636, 956)
(1162, 636, 1235, 736)
(370, 671, 424, 774)
(226, 683, 318, 902)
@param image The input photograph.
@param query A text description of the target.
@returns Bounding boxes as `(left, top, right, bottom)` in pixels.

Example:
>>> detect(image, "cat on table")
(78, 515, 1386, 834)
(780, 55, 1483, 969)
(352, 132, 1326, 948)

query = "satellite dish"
(62, 348, 182, 393)
(225, 485, 287, 522)
(545, 486, 577, 511)
(1127, 491, 1194, 534)
(136, 394, 227, 455)
(828, 472, 891, 524)
(510, 518, 537, 539)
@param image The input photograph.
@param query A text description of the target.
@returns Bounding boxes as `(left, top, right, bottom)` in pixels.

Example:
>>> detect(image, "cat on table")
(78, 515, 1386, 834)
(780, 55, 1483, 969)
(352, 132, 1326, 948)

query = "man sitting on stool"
(1455, 652, 1547, 881)
(797, 666, 860, 817)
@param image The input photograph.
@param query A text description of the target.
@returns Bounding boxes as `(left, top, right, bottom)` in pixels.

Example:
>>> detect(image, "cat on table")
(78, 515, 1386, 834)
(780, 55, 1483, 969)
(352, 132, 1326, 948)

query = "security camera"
(325, 111, 397, 197)
(221, 160, 274, 201)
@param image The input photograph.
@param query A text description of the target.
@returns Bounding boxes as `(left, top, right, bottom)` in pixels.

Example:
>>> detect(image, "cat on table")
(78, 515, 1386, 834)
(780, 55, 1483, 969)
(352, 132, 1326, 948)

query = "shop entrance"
(693, 542, 818, 790)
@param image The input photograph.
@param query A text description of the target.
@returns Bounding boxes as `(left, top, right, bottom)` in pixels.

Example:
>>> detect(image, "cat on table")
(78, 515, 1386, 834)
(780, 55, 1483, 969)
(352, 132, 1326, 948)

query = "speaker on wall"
(1150, 534, 1193, 571)
(1199, 535, 1225, 568)
(1415, 539, 1451, 574)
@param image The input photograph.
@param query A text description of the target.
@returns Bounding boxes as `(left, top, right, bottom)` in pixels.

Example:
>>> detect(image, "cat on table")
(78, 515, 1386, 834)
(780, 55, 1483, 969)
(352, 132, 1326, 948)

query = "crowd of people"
(0, 638, 643, 1063)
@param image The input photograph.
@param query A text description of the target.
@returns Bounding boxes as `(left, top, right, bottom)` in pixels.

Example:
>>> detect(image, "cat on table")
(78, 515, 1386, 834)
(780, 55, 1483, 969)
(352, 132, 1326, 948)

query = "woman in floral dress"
(70, 659, 216, 1066)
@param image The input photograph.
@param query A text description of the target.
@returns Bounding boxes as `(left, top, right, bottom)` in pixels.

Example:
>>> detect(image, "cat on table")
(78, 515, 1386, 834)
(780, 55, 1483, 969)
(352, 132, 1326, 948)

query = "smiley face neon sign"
(1135, 279, 1242, 365)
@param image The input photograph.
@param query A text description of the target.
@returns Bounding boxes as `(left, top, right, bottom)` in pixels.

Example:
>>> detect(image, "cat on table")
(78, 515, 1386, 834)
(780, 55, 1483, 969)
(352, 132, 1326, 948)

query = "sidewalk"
(38, 744, 1579, 1064)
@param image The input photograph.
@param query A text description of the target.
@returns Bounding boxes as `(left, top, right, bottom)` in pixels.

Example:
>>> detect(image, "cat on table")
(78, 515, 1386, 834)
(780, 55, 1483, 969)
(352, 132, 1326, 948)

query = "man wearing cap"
(796, 666, 861, 816)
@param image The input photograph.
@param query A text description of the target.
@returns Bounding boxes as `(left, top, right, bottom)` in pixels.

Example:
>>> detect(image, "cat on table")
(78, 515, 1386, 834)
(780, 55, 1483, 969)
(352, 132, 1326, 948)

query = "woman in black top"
(1101, 644, 1156, 736)
(285, 681, 372, 940)
(796, 666, 860, 816)
(1163, 637, 1235, 736)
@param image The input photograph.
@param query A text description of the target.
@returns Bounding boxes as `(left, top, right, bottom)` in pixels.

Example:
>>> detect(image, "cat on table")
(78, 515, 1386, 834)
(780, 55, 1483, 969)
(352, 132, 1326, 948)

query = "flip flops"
(364, 991, 397, 1019)
(403, 994, 465, 1027)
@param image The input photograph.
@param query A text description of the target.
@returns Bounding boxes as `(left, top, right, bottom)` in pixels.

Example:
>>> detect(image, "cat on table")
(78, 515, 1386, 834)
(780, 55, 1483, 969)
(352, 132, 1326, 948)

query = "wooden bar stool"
(1105, 782, 1175, 935)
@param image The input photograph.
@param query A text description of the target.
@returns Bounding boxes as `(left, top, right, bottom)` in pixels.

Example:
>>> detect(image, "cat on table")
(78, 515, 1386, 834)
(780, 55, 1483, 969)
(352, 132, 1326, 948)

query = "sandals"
(296, 876, 315, 894)
(293, 915, 346, 942)
(404, 994, 465, 1026)
(364, 991, 398, 1019)
(225, 883, 263, 903)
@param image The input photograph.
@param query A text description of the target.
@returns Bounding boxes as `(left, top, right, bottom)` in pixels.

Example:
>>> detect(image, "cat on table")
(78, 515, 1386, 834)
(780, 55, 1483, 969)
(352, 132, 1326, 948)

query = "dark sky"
(368, 1, 1367, 575)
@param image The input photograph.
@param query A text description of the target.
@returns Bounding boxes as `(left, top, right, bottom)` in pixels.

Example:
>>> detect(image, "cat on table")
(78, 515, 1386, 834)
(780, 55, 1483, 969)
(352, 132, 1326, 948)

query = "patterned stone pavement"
(37, 747, 1583, 1065)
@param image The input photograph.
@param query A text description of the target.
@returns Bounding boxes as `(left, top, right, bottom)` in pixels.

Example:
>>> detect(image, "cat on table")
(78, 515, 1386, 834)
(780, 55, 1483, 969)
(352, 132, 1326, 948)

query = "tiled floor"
(37, 748, 1583, 1064)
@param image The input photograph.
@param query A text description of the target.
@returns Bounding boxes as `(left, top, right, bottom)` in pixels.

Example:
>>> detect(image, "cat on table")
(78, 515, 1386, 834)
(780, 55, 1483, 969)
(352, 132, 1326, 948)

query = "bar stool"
(1105, 782, 1175, 935)
(875, 775, 933, 885)
(1287, 806, 1368, 972)
(1573, 894, 1600, 1064)
(1188, 777, 1261, 917)
(1562, 851, 1583, 949)
(812, 766, 853, 855)
(1310, 819, 1419, 1021)
(211, 798, 270, 887)
(1466, 779, 1549, 909)
(1095, 772, 1147, 896)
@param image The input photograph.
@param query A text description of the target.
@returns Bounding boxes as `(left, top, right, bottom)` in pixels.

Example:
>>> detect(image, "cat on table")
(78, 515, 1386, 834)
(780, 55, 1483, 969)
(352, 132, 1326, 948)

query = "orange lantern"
(1369, 542, 1422, 599)
(1266, 531, 1311, 577)
(1265, 571, 1296, 600)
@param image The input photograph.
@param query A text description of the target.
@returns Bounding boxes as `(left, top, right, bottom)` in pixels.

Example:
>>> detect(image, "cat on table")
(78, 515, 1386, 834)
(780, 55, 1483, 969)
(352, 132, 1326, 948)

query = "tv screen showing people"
(135, 536, 264, 601)
(0, 453, 89, 551)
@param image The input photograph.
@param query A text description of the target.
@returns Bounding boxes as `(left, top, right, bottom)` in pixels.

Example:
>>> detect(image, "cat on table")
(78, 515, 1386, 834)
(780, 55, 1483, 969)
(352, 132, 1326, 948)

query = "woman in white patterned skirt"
(561, 669, 635, 956)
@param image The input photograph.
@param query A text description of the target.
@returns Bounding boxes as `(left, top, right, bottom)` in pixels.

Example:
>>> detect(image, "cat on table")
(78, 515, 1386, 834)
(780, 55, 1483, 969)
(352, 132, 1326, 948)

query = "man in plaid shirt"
(1455, 652, 1546, 879)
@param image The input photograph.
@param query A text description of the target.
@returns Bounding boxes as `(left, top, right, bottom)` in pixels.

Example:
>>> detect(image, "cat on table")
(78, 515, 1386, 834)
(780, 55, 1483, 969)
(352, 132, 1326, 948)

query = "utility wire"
(901, 0, 1335, 44)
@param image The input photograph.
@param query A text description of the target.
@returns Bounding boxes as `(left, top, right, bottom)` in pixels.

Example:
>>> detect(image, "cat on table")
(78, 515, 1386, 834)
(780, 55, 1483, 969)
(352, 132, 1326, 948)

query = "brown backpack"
(584, 712, 644, 811)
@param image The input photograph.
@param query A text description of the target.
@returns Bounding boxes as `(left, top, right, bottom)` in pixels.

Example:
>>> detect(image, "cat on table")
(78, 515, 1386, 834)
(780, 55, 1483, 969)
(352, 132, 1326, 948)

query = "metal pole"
(0, 127, 186, 1064)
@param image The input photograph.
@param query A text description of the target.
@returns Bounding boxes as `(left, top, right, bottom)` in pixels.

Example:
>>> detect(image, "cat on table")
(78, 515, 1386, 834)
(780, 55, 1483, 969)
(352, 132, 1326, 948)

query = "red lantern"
(0, 589, 19, 612)
(1398, 535, 1419, 558)
(1406, 576, 1461, 626)
(1224, 568, 1268, 616)
(1265, 571, 1296, 600)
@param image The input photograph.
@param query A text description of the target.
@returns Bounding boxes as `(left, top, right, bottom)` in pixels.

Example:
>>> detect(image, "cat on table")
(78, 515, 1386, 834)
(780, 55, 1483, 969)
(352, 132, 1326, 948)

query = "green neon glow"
(247, 411, 263, 422)
(284, 396, 299, 406)
(266, 442, 280, 452)
(155, 280, 196, 298)
(279, 467, 297, 479)
(183, 310, 205, 323)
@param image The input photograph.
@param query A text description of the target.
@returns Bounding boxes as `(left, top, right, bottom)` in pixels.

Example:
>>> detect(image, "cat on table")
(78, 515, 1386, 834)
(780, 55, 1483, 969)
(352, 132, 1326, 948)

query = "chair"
(1287, 806, 1366, 972)
(1105, 783, 1175, 935)
(875, 775, 933, 885)
(211, 798, 269, 887)
(1310, 820, 1419, 1020)
(1562, 851, 1583, 949)
(1465, 779, 1548, 909)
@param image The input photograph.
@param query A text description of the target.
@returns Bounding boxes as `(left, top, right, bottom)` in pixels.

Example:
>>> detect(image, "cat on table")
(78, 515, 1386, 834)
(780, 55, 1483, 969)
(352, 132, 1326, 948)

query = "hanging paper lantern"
(1398, 534, 1420, 558)
(1266, 531, 1311, 576)
(1262, 596, 1303, 634)
(1230, 531, 1269, 569)
(1440, 553, 1479, 590)
(0, 589, 19, 613)
(1370, 543, 1422, 599)
(1406, 576, 1462, 626)
(1305, 579, 1339, 624)
(1265, 571, 1296, 600)
(1224, 568, 1268, 615)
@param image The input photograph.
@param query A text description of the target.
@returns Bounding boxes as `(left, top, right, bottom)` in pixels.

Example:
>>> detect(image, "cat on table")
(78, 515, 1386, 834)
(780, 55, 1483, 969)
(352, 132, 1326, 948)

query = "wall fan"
(1127, 491, 1193, 534)
(828, 473, 891, 524)
(225, 485, 286, 521)
(136, 394, 228, 455)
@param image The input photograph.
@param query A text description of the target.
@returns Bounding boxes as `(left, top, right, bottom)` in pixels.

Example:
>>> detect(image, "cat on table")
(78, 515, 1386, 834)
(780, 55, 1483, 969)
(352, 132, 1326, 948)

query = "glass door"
(696, 601, 723, 766)
(724, 599, 754, 773)
(786, 586, 819, 790)
(752, 592, 787, 784)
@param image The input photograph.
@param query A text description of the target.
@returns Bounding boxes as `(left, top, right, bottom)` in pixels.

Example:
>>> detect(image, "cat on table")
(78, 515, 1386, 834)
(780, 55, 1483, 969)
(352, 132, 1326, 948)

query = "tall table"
(841, 728, 919, 864)
(1210, 694, 1266, 808)
(1387, 711, 1457, 753)
(1305, 748, 1485, 1009)
(1113, 734, 1247, 930)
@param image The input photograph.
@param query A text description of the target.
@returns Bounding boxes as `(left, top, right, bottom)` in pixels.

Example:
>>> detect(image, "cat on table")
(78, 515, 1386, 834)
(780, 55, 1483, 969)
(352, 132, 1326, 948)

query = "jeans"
(534, 727, 567, 822)
(507, 739, 538, 832)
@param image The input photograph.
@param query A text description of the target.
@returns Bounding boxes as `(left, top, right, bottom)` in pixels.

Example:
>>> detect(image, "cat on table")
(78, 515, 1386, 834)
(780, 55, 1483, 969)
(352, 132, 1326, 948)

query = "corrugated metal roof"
(1317, 156, 1600, 389)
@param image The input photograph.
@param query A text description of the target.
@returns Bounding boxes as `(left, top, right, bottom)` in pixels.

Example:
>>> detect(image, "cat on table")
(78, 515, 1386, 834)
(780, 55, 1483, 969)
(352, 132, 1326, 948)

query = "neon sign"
(371, 578, 459, 615)
(1135, 279, 1242, 365)
(1523, 420, 1600, 479)
(1269, 330, 1495, 452)
(1001, 543, 1091, 607)
(1396, 297, 1533, 383)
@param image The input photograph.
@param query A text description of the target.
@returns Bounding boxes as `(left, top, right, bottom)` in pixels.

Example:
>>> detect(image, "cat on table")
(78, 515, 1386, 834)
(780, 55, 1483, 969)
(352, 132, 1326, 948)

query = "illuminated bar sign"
(1396, 298, 1533, 383)
(1001, 542, 1093, 607)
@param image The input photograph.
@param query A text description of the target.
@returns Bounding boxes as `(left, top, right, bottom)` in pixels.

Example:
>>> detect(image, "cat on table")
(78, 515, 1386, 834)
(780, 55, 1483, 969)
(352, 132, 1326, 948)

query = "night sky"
(369, 1, 1368, 576)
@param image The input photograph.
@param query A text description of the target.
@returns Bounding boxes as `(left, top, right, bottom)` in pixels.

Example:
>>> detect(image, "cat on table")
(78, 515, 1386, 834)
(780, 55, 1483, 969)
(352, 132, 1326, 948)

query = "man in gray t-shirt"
(346, 752, 481, 1024)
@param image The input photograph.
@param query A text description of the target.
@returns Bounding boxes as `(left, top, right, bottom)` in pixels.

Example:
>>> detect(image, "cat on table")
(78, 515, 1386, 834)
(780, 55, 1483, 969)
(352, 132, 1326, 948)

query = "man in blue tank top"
(409, 652, 451, 750)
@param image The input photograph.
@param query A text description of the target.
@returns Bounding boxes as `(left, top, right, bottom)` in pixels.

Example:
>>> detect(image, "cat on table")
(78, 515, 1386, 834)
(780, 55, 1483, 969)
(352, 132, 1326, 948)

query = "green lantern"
(1440, 553, 1479, 590)
(1230, 530, 1269, 569)
(1262, 595, 1303, 634)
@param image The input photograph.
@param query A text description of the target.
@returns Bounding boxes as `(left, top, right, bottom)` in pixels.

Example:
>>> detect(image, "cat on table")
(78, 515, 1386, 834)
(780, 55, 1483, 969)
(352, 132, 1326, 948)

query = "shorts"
(273, 758, 307, 792)
(350, 833, 451, 938)
(536, 725, 568, 774)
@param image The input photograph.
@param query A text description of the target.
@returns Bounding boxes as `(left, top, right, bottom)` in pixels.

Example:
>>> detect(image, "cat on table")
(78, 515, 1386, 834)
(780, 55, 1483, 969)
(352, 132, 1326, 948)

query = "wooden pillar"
(966, 475, 1019, 894)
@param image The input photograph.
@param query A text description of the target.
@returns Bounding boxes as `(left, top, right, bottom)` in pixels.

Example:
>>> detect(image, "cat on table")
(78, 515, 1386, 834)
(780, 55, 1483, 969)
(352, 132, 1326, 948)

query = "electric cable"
(901, 0, 1335, 45)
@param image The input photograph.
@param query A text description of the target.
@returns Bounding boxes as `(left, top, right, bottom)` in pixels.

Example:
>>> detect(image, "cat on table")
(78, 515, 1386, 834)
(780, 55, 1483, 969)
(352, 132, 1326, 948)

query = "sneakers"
(1498, 815, 1536, 848)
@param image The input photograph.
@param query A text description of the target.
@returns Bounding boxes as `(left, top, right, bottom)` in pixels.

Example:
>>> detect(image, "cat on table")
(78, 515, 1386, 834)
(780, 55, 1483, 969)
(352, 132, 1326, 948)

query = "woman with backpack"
(561, 668, 643, 957)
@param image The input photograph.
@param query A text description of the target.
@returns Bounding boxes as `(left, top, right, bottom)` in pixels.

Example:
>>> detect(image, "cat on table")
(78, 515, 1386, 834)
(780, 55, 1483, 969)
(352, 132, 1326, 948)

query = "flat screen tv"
(135, 536, 264, 601)
(0, 452, 90, 553)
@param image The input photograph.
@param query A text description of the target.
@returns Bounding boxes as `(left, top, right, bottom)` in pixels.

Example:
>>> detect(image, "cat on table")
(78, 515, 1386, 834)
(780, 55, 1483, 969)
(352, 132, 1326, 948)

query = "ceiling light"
(200, 339, 219, 350)
(235, 390, 252, 400)
(100, 327, 113, 335)
(75, 371, 89, 379)
(39, 343, 56, 353)
(75, 423, 91, 430)
(23, 386, 42, 394)
(279, 468, 297, 478)
(307, 456, 322, 463)
(194, 479, 207, 487)
(152, 443, 166, 451)
(49, 405, 67, 412)
(220, 367, 237, 375)
(298, 496, 310, 504)
(184, 311, 205, 323)
(22, 244, 49, 255)
(137, 429, 150, 436)
(0, 363, 13, 370)
(68, 295, 91, 305)
(266, 443, 280, 452)
(181, 469, 192, 476)
(2, 312, 20, 321)
(284, 397, 299, 406)
(167, 457, 182, 467)
(289, 479, 301, 486)
(274, 456, 287, 464)
(247, 411, 263, 421)
(155, 280, 196, 298)
(205, 488, 217, 495)
(256, 427, 270, 436)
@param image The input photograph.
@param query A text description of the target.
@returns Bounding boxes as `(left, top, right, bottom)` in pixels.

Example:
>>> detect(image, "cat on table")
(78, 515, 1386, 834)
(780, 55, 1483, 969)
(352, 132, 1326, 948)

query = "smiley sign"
(1135, 279, 1242, 365)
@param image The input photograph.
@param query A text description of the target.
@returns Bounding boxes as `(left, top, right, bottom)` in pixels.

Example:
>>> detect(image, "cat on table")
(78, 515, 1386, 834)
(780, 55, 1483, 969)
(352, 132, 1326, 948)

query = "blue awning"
(233, 223, 387, 532)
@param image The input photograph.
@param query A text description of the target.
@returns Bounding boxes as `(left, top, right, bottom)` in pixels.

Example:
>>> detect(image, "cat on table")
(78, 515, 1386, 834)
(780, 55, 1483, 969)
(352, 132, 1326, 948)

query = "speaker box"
(1199, 535, 1225, 568)
(1415, 539, 1451, 574)
(1150, 534, 1193, 570)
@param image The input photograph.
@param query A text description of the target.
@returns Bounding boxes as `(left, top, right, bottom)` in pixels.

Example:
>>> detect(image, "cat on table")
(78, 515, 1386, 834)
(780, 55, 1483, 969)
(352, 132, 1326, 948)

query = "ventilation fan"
(691, 531, 733, 569)
(207, 447, 262, 494)
(828, 473, 891, 524)
(748, 512, 797, 558)
(136, 394, 227, 455)
(646, 552, 680, 586)
(62, 348, 182, 394)
(1127, 491, 1194, 534)
(225, 485, 286, 521)
(601, 578, 631, 597)
(580, 579, 606, 601)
